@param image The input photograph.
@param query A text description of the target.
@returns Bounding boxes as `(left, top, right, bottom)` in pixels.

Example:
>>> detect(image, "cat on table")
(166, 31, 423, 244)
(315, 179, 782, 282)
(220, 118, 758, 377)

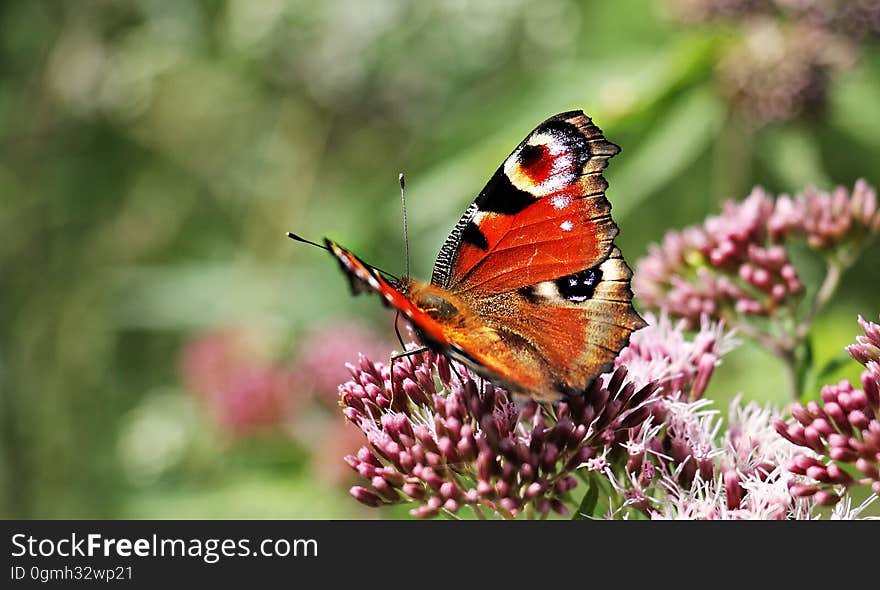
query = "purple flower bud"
(499, 498, 520, 514)
(814, 490, 841, 507)
(402, 378, 430, 406)
(403, 483, 425, 500)
(436, 355, 452, 384)
(551, 499, 570, 516)
(829, 447, 857, 462)
(855, 458, 879, 480)
(724, 470, 744, 510)
(825, 463, 853, 485)
(848, 410, 870, 430)
(810, 418, 834, 437)
(806, 465, 829, 482)
(541, 443, 560, 471)
(789, 484, 819, 498)
(525, 482, 544, 499)
(803, 427, 826, 452)
(350, 486, 383, 507)
(477, 479, 493, 497)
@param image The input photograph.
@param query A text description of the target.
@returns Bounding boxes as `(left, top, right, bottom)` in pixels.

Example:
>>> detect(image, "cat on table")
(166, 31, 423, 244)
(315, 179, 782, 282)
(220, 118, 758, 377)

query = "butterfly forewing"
(431, 111, 620, 294)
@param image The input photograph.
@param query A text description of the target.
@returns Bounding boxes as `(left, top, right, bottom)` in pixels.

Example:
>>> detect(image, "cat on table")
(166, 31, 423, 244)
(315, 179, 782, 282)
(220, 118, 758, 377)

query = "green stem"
(777, 346, 801, 401)
(796, 261, 843, 341)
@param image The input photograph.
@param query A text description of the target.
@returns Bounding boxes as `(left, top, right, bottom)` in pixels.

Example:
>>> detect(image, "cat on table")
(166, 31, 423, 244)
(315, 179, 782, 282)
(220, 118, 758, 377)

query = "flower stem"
(732, 259, 844, 400)
(777, 346, 800, 401)
(470, 503, 488, 520)
(797, 261, 843, 341)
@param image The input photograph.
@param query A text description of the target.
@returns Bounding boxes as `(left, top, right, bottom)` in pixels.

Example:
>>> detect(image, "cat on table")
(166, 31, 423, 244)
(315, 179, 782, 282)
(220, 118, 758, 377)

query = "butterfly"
(294, 111, 646, 402)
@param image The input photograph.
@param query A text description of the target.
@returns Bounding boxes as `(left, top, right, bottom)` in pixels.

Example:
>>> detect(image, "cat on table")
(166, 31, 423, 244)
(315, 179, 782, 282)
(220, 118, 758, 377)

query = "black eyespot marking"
(537, 121, 590, 155)
(518, 143, 546, 168)
(556, 267, 602, 303)
(475, 169, 536, 215)
(461, 221, 489, 250)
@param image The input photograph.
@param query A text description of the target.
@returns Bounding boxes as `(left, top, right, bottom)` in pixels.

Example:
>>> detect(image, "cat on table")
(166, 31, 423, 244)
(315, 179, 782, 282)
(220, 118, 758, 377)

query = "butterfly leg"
(390, 347, 430, 362)
(393, 311, 424, 367)
(447, 359, 468, 389)
(389, 312, 432, 403)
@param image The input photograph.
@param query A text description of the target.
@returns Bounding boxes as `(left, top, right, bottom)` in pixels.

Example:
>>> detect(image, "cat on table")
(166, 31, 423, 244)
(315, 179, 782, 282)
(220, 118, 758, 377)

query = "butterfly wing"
(432, 111, 620, 294)
(324, 239, 453, 349)
(428, 111, 645, 399)
(320, 111, 644, 402)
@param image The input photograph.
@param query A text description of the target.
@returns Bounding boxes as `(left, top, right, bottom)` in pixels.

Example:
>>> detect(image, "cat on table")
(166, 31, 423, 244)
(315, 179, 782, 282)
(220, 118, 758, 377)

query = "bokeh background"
(2, 0, 879, 518)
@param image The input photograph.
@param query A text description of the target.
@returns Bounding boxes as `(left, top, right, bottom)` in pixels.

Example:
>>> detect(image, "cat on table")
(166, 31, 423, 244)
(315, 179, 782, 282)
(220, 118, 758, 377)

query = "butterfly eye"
(415, 292, 459, 320)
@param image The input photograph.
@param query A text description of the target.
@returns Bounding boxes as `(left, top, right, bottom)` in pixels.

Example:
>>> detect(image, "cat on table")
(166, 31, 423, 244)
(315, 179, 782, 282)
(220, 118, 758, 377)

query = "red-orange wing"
(431, 111, 620, 296)
(325, 239, 451, 348)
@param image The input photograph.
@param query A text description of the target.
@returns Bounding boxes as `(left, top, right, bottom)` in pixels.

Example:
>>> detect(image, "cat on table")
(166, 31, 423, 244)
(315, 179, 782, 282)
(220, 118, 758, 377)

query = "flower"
(614, 312, 739, 400)
(340, 349, 659, 519)
(292, 321, 393, 406)
(586, 315, 755, 517)
(602, 361, 815, 520)
(634, 187, 807, 326)
(769, 179, 880, 255)
(723, 395, 795, 475)
(634, 181, 879, 400)
(180, 330, 297, 435)
(846, 313, 880, 366)
(775, 314, 880, 499)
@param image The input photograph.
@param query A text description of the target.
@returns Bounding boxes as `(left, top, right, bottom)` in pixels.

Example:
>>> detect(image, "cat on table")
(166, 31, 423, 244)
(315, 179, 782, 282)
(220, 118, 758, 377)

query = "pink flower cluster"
(180, 330, 295, 435)
(775, 314, 880, 501)
(635, 180, 878, 327)
(614, 312, 739, 401)
(334, 311, 879, 518)
(769, 179, 880, 251)
(341, 349, 658, 519)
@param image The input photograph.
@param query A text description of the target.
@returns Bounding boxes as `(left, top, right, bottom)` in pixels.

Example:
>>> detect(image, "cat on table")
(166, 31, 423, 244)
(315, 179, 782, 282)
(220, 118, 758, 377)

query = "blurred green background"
(2, 0, 878, 518)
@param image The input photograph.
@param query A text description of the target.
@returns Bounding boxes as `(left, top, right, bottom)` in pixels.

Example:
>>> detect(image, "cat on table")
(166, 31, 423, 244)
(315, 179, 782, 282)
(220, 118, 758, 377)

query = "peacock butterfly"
(291, 111, 646, 402)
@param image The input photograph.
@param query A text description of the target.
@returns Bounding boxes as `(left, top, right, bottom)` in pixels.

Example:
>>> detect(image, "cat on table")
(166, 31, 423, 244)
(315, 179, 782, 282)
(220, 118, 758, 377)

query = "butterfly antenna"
(286, 232, 399, 282)
(286, 232, 330, 251)
(399, 173, 410, 280)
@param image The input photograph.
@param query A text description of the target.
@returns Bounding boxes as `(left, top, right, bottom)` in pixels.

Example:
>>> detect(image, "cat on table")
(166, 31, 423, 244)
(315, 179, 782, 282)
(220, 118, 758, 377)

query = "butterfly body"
(321, 111, 645, 402)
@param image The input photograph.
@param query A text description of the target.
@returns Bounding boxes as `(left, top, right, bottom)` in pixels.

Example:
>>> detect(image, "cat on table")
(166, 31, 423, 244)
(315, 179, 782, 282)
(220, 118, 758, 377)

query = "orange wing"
(431, 111, 620, 296)
(406, 249, 642, 400)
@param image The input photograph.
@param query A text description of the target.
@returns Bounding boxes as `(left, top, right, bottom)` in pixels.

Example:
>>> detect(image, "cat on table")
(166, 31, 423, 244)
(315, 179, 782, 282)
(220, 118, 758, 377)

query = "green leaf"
(801, 343, 852, 403)
(830, 68, 880, 150)
(817, 352, 853, 380)
(608, 85, 725, 220)
(761, 125, 830, 190)
(572, 472, 600, 520)
(796, 337, 815, 401)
